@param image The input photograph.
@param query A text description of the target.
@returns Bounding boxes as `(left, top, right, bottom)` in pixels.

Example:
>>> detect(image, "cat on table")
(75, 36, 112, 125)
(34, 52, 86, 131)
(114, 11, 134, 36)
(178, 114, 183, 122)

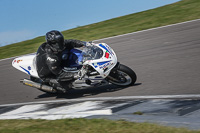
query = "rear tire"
(106, 64, 137, 86)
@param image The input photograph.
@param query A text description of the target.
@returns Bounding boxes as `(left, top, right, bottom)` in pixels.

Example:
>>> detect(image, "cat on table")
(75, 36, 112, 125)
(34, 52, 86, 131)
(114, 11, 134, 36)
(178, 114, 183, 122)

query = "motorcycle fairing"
(83, 43, 117, 78)
(12, 54, 39, 78)
(99, 43, 113, 56)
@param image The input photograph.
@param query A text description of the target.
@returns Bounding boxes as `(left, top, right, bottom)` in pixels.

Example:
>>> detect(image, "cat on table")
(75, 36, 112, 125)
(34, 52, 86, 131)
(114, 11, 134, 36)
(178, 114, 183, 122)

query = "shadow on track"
(36, 83, 142, 100)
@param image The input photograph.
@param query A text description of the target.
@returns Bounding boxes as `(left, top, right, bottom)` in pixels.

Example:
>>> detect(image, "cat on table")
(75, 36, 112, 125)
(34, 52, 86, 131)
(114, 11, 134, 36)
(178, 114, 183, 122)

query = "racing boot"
(57, 71, 80, 82)
(49, 78, 72, 93)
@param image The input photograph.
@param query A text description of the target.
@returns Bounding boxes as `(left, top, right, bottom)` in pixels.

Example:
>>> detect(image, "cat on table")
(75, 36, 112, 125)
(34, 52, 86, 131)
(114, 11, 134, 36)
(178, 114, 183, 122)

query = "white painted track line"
(1, 94, 200, 107)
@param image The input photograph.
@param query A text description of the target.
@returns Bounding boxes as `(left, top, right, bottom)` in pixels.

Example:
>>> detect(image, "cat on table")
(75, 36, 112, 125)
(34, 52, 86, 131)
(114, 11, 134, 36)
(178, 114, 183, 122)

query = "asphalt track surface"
(1, 19, 200, 105)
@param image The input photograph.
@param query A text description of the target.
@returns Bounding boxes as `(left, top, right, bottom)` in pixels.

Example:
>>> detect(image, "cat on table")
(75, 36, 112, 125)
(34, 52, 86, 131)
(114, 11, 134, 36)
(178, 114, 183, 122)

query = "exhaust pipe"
(20, 79, 57, 93)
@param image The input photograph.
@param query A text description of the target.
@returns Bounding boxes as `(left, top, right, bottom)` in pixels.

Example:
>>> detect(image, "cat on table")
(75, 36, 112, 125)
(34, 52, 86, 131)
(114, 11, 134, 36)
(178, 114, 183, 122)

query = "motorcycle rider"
(36, 30, 89, 92)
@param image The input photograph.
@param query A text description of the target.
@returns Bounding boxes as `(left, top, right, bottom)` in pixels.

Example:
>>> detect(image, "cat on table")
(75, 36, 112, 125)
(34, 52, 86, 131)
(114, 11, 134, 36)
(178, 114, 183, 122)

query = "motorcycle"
(12, 42, 137, 93)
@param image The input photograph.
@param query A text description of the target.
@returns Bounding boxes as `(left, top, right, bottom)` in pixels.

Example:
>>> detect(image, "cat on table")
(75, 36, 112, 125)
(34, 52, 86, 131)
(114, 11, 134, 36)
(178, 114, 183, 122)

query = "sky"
(0, 0, 180, 47)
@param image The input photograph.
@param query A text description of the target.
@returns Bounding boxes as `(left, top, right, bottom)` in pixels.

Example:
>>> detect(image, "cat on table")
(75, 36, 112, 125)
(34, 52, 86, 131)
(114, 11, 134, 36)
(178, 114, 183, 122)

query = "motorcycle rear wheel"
(106, 64, 137, 86)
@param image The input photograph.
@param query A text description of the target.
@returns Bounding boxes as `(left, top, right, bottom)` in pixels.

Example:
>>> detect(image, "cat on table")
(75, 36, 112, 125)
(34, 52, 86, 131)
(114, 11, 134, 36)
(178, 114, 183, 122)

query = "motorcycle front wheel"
(106, 64, 137, 86)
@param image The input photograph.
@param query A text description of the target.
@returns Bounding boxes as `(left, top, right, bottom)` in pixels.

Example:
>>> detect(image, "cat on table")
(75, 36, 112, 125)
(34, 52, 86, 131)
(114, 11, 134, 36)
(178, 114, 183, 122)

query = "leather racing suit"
(36, 39, 85, 85)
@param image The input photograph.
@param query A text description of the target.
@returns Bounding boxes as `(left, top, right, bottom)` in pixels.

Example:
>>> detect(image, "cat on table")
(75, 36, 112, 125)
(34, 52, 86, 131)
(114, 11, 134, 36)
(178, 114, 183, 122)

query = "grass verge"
(1, 0, 200, 59)
(0, 118, 199, 133)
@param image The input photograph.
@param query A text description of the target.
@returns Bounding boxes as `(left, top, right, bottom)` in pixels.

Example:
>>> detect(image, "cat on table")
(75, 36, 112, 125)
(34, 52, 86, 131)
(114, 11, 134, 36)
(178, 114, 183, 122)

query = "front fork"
(110, 62, 120, 73)
(105, 62, 120, 81)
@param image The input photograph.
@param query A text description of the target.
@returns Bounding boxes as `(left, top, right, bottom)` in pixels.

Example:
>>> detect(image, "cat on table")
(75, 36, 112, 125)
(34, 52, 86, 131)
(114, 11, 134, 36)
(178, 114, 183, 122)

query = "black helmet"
(45, 30, 64, 52)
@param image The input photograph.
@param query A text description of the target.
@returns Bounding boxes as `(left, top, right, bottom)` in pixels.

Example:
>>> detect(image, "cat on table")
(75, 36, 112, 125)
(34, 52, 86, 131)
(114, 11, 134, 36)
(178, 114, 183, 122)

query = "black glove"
(83, 41, 93, 47)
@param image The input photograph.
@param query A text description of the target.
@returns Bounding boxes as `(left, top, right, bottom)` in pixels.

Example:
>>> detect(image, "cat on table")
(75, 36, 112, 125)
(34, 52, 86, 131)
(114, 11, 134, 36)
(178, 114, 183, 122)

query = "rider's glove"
(83, 41, 93, 47)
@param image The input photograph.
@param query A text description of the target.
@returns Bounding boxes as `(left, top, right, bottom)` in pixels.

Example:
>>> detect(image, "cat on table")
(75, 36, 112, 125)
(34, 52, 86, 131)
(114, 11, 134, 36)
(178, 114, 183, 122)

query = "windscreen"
(62, 45, 104, 67)
(80, 45, 103, 63)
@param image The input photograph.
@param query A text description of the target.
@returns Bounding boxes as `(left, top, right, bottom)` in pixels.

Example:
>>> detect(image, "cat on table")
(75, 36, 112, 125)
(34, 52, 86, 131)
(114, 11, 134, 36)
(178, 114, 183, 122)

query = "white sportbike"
(12, 42, 137, 93)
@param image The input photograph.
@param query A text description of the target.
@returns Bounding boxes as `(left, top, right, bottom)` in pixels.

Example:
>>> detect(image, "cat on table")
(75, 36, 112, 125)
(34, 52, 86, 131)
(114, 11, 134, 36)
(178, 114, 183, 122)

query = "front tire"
(106, 64, 137, 86)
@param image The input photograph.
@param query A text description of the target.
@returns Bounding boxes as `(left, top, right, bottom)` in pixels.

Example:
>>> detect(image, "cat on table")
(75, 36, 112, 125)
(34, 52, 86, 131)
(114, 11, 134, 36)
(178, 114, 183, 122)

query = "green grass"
(0, 118, 199, 133)
(1, 0, 200, 59)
